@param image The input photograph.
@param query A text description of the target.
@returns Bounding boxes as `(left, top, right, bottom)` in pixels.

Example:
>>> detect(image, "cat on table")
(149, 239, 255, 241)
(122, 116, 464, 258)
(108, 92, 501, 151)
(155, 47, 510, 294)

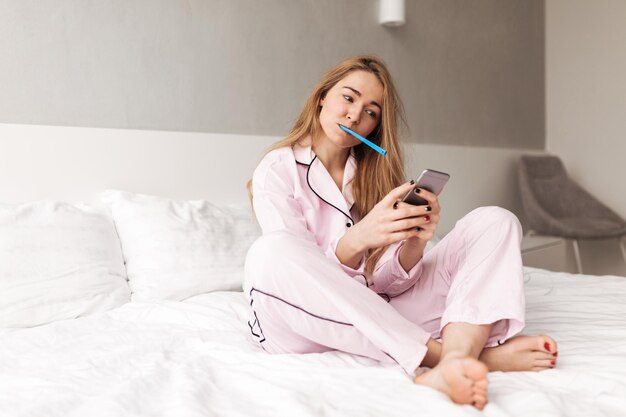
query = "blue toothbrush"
(339, 124, 387, 156)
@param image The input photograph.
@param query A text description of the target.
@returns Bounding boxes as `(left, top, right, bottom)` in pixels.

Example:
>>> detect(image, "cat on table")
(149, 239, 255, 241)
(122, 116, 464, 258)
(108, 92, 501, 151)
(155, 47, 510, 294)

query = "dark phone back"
(402, 169, 450, 206)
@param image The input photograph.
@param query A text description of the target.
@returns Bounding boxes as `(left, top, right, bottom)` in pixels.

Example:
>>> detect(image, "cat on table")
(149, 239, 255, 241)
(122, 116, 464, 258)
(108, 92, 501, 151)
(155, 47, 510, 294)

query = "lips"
(338, 124, 352, 134)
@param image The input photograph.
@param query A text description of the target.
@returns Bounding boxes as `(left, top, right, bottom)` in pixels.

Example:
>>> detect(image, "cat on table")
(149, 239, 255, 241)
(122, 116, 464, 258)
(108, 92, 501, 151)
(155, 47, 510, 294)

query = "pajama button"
(346, 223, 352, 227)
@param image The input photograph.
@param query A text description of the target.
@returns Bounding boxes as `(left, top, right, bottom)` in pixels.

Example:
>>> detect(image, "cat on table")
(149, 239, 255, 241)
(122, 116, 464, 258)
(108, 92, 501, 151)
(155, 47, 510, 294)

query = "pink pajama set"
(243, 137, 525, 376)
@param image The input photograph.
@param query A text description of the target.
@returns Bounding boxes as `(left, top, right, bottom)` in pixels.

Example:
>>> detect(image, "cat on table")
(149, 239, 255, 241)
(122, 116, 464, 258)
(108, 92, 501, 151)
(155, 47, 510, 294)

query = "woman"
(244, 55, 557, 409)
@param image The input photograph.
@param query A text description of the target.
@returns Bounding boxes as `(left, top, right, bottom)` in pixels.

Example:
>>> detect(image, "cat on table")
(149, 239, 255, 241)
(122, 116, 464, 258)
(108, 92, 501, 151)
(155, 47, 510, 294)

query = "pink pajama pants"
(243, 206, 526, 376)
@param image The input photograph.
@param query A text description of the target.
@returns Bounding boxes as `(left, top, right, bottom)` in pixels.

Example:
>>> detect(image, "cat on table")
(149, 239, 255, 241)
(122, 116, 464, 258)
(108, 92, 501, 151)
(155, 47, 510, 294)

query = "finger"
(395, 192, 441, 214)
(393, 217, 428, 231)
(416, 229, 435, 240)
(393, 223, 438, 244)
(391, 202, 429, 219)
(410, 186, 438, 205)
(384, 181, 417, 206)
(389, 204, 440, 228)
(397, 225, 434, 241)
(393, 201, 438, 218)
(422, 214, 439, 226)
(393, 229, 422, 242)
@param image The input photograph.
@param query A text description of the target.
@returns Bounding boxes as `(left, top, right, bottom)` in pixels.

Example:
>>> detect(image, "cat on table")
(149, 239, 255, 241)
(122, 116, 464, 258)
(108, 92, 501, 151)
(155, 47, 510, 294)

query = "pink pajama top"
(251, 137, 424, 297)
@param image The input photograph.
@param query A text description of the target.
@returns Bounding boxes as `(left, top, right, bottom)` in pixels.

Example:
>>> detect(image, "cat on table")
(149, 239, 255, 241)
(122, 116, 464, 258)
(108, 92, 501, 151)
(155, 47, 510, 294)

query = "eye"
(343, 95, 353, 102)
(366, 109, 377, 119)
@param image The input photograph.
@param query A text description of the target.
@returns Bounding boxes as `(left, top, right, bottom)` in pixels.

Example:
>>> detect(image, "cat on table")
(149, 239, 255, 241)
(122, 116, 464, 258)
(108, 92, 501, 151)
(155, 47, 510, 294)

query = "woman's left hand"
(396, 186, 441, 244)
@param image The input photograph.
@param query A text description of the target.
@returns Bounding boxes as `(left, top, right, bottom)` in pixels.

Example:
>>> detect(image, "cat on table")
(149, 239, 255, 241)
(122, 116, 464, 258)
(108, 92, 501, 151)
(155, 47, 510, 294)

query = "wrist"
(336, 230, 367, 269)
(403, 237, 428, 250)
(399, 238, 426, 273)
(343, 228, 368, 255)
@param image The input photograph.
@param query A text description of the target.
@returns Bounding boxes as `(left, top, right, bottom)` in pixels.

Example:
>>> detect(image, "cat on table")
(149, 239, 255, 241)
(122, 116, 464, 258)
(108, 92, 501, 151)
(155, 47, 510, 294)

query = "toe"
(540, 335, 558, 354)
(446, 358, 489, 405)
(535, 358, 556, 369)
(535, 351, 556, 361)
(527, 335, 558, 354)
(472, 393, 488, 410)
(474, 379, 488, 390)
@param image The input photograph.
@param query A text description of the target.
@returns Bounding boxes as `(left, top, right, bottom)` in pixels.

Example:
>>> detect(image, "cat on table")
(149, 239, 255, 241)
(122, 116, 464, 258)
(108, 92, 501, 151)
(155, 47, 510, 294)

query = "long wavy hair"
(246, 54, 408, 276)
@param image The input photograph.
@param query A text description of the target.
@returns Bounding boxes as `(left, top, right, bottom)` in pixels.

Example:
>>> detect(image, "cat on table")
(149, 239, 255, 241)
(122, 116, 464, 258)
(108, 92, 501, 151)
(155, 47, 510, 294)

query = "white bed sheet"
(1, 267, 626, 417)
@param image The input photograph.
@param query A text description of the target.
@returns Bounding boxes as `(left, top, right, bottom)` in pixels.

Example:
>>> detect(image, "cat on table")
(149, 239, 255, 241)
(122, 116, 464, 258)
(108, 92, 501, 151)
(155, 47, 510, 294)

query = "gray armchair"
(518, 154, 626, 273)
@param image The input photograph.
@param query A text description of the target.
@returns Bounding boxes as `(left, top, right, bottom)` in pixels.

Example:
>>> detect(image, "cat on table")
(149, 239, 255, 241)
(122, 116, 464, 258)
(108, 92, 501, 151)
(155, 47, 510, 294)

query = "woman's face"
(318, 70, 384, 150)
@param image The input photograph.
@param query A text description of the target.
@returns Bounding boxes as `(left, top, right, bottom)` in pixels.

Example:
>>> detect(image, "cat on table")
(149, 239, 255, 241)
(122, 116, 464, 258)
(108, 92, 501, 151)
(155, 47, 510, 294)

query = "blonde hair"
(247, 54, 408, 276)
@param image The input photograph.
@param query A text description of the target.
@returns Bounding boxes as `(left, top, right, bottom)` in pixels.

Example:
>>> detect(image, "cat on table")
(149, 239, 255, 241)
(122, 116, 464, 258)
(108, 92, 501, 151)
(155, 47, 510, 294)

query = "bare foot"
(479, 335, 558, 372)
(414, 354, 489, 410)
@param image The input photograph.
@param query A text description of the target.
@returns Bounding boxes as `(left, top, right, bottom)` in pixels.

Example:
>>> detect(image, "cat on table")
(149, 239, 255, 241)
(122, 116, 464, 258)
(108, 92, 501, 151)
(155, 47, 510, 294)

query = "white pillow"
(0, 201, 130, 328)
(99, 190, 261, 301)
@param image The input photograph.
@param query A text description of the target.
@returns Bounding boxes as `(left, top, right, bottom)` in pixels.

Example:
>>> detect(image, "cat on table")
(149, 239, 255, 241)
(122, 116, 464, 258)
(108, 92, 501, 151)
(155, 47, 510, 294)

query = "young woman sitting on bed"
(243, 54, 558, 410)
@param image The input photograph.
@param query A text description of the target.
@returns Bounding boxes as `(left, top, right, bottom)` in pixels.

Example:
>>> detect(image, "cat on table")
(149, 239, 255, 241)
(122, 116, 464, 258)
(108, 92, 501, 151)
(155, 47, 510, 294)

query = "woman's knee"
(247, 231, 301, 268)
(463, 206, 522, 235)
(244, 231, 317, 287)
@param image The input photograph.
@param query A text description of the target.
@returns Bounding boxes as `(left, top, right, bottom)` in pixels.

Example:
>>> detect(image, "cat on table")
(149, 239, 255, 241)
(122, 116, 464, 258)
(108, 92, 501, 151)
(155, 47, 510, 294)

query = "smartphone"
(401, 169, 450, 206)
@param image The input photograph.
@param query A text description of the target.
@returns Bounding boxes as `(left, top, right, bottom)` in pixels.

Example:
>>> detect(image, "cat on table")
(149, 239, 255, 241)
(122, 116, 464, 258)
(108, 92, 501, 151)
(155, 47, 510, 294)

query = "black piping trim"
(382, 351, 401, 367)
(306, 156, 354, 225)
(251, 287, 352, 326)
(248, 288, 266, 343)
(248, 319, 261, 338)
(295, 160, 310, 167)
(355, 274, 369, 288)
(250, 287, 403, 368)
(252, 310, 266, 343)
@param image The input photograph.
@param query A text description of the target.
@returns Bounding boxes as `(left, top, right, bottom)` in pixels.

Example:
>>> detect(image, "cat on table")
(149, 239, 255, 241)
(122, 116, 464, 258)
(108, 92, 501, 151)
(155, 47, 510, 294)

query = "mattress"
(1, 267, 626, 417)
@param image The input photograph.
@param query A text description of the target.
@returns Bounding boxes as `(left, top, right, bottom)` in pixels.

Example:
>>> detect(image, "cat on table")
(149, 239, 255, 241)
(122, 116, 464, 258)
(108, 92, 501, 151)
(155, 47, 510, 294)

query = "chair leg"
(619, 237, 626, 270)
(572, 239, 583, 274)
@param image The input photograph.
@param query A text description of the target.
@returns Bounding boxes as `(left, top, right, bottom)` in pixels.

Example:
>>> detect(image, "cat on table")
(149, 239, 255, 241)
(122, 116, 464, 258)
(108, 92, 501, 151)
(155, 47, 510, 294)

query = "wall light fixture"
(379, 0, 405, 27)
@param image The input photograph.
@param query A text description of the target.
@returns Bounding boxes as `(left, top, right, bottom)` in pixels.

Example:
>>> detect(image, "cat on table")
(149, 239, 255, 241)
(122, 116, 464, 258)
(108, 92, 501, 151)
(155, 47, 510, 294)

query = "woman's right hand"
(345, 180, 433, 253)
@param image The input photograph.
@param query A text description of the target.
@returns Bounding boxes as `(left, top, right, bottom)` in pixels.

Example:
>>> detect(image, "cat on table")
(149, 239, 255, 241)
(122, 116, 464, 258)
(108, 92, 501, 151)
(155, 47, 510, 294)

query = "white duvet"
(2, 267, 626, 417)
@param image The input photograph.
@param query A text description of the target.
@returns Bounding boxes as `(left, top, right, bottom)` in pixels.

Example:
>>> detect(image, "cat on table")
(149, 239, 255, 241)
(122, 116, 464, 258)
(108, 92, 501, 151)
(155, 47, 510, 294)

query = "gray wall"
(546, 0, 626, 276)
(0, 0, 544, 148)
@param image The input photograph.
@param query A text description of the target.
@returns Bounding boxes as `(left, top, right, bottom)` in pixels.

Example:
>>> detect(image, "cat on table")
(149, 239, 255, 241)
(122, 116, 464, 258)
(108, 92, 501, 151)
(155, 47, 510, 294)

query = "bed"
(1, 123, 626, 417)
(2, 268, 626, 417)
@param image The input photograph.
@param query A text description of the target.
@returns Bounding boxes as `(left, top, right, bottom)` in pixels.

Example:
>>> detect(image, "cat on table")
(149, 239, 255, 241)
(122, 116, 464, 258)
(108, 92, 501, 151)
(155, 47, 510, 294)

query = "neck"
(312, 138, 351, 173)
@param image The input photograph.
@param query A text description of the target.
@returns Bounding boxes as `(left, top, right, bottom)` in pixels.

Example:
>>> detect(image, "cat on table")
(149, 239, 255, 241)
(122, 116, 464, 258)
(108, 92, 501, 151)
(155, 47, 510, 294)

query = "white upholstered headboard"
(0, 123, 279, 205)
(1, 122, 541, 235)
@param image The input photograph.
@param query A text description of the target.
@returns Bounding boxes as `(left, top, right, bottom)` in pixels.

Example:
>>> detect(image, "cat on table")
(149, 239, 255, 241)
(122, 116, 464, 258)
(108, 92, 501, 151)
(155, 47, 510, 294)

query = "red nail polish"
(550, 360, 555, 366)
(544, 342, 551, 352)
(553, 351, 558, 357)
(424, 215, 430, 222)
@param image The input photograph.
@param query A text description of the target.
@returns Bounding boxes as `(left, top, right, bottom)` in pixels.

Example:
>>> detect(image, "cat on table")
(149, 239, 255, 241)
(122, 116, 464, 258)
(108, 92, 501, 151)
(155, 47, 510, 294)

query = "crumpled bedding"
(1, 267, 625, 417)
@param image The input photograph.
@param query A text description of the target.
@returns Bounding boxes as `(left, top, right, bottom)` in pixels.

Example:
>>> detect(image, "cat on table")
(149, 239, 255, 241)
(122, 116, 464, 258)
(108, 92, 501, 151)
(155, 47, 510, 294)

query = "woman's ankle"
(419, 338, 442, 368)
(440, 349, 472, 361)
